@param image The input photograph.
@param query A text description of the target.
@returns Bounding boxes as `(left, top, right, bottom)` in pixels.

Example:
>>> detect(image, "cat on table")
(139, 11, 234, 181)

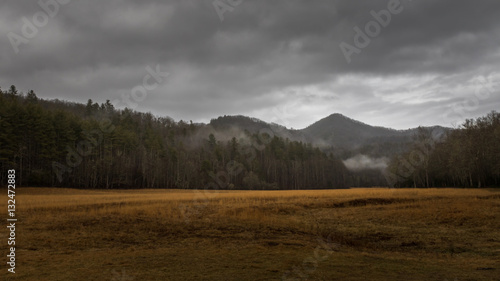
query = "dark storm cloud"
(1, 0, 499, 129)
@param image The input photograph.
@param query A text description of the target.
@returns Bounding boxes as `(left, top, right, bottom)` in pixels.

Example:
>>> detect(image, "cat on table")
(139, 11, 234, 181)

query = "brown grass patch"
(1, 187, 499, 280)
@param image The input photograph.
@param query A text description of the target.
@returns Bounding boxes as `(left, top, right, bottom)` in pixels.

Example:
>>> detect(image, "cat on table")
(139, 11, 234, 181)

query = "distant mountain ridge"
(210, 115, 308, 143)
(210, 113, 449, 158)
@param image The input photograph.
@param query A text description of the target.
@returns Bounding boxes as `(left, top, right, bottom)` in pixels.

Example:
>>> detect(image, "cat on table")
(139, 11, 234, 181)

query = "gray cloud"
(1, 0, 499, 129)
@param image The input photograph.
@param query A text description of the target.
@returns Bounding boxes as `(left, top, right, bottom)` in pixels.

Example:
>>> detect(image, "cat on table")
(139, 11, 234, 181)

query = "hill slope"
(301, 113, 410, 149)
(211, 114, 448, 159)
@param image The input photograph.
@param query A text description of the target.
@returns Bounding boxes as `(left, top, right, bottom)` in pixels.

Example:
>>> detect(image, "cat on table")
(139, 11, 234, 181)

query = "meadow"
(1, 188, 499, 280)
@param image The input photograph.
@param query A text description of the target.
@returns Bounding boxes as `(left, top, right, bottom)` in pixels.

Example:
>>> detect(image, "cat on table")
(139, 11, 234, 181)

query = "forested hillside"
(387, 112, 500, 188)
(302, 113, 408, 149)
(1, 85, 498, 189)
(302, 113, 449, 157)
(0, 85, 348, 189)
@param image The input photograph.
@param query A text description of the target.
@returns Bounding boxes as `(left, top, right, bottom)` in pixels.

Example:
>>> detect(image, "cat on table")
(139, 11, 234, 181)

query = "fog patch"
(343, 154, 389, 171)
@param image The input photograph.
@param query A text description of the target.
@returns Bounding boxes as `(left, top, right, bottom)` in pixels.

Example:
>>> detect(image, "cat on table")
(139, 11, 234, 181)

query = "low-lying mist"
(343, 154, 389, 171)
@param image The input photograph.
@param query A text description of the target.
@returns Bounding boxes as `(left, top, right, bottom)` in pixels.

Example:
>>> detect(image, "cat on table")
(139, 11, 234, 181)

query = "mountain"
(302, 113, 409, 149)
(209, 115, 308, 142)
(209, 113, 449, 159)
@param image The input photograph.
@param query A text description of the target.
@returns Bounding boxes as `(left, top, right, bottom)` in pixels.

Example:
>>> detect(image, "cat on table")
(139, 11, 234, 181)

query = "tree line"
(0, 85, 348, 189)
(386, 111, 500, 188)
(2, 85, 497, 189)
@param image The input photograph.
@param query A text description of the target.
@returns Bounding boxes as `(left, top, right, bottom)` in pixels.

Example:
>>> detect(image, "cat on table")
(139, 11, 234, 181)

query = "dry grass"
(1, 187, 499, 280)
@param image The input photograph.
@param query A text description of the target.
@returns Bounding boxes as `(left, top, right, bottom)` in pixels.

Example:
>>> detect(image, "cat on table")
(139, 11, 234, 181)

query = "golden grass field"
(1, 187, 500, 280)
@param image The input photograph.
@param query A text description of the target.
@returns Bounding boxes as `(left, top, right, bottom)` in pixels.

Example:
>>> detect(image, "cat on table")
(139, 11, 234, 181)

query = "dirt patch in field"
(476, 194, 500, 200)
(331, 198, 417, 208)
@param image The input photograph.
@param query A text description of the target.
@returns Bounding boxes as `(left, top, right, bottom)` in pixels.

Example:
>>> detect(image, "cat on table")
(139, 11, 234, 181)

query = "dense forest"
(386, 112, 500, 188)
(0, 85, 498, 189)
(0, 85, 348, 189)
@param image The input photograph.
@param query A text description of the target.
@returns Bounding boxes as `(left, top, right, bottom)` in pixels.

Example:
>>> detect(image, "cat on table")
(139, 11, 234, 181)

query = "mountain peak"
(302, 113, 412, 150)
(328, 113, 345, 118)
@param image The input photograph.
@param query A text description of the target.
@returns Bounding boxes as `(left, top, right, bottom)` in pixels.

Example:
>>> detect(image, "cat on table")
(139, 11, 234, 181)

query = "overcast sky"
(1, 0, 499, 130)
